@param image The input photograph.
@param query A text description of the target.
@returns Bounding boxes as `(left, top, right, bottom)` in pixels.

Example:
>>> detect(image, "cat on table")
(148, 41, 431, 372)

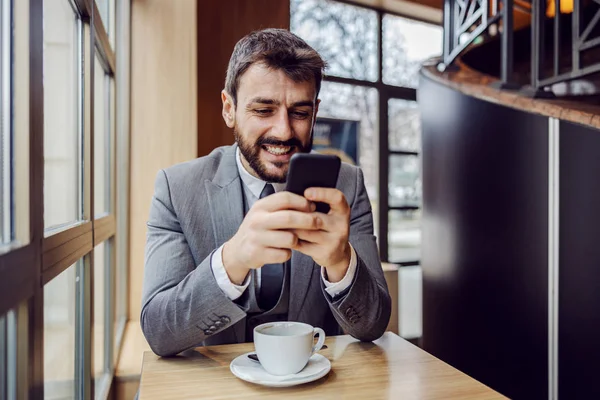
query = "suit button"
(209, 325, 217, 331)
(220, 316, 231, 323)
(214, 321, 222, 327)
(204, 329, 212, 335)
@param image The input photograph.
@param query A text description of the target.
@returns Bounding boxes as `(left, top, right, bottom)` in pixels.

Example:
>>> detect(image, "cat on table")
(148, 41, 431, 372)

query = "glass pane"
(291, 0, 378, 82)
(0, 310, 16, 400)
(389, 155, 421, 208)
(43, 0, 80, 229)
(94, 55, 109, 217)
(0, 0, 11, 244)
(94, 242, 107, 392)
(0, 314, 5, 398)
(388, 209, 421, 263)
(383, 14, 443, 88)
(44, 263, 78, 399)
(388, 99, 421, 152)
(1, 309, 16, 400)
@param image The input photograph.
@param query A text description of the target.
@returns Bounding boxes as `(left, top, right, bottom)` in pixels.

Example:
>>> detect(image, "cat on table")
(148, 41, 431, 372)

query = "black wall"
(559, 121, 600, 399)
(419, 74, 550, 399)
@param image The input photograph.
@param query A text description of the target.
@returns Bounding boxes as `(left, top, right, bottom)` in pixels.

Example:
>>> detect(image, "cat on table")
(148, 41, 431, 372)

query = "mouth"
(262, 145, 294, 156)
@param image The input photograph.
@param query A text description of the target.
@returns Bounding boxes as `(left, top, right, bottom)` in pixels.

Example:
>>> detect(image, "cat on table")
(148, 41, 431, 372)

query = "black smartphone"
(285, 153, 341, 213)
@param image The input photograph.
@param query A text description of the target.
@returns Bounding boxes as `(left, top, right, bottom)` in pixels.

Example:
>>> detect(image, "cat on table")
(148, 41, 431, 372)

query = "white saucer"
(230, 352, 331, 388)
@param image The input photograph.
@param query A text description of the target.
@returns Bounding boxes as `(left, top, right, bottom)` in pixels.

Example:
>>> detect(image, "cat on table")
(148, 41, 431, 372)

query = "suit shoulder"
(338, 161, 361, 186)
(161, 145, 231, 183)
(337, 162, 364, 205)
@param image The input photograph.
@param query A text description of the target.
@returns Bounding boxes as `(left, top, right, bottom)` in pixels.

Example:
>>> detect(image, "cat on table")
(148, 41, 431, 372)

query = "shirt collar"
(235, 147, 286, 198)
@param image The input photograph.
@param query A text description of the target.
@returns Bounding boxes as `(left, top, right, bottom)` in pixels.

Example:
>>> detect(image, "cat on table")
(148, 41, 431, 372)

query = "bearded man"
(141, 28, 391, 356)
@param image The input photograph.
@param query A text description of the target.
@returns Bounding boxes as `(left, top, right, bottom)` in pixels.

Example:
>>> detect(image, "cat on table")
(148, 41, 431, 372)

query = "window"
(291, 0, 378, 82)
(0, 310, 16, 400)
(0, 314, 5, 398)
(388, 99, 420, 152)
(388, 99, 422, 263)
(389, 155, 420, 208)
(388, 209, 421, 263)
(383, 14, 443, 88)
(292, 0, 442, 264)
(93, 242, 108, 395)
(44, 262, 79, 399)
(0, 0, 11, 245)
(94, 54, 110, 218)
(43, 0, 81, 230)
(0, 0, 130, 398)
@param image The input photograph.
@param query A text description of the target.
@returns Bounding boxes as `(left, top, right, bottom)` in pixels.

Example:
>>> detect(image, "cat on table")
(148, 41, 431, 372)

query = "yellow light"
(547, 0, 574, 17)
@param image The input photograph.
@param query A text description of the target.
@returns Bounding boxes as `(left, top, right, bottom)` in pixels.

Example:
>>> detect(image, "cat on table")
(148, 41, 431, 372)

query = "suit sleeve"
(140, 170, 247, 357)
(323, 167, 392, 342)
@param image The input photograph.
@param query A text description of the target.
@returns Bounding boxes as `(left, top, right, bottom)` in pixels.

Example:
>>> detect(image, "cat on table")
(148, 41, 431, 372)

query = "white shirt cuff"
(210, 244, 250, 300)
(321, 243, 357, 297)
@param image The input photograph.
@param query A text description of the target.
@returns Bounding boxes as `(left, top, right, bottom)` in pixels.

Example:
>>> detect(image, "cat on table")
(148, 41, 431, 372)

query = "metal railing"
(441, 0, 600, 95)
(441, 0, 518, 87)
(531, 0, 600, 91)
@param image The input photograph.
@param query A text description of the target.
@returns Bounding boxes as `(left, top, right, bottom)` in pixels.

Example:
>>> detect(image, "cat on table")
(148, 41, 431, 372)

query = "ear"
(221, 90, 236, 128)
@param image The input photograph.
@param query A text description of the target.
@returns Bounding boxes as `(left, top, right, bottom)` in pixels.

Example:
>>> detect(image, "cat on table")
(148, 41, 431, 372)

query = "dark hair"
(225, 28, 327, 105)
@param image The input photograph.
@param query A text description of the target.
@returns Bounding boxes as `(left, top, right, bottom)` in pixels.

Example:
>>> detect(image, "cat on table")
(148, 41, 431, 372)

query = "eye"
(254, 109, 273, 115)
(290, 111, 310, 119)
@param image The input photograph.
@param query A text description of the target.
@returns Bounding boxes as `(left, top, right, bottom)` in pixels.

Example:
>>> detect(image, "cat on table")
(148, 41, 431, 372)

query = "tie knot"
(260, 183, 275, 199)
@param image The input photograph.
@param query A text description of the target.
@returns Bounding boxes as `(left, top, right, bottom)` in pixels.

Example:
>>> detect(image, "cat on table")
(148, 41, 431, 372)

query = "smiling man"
(141, 29, 391, 357)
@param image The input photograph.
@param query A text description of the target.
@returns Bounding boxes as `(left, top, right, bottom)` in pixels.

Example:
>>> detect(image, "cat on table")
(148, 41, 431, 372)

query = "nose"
(271, 109, 293, 140)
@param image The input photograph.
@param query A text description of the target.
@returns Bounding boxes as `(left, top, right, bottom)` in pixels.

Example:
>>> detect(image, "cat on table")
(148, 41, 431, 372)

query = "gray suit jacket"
(141, 145, 391, 356)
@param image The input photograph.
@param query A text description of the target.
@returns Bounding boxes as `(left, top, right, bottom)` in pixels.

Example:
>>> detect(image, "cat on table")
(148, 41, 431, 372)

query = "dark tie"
(258, 183, 284, 310)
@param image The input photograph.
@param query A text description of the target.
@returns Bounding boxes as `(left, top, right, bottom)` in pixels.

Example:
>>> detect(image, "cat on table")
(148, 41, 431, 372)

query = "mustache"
(256, 137, 303, 148)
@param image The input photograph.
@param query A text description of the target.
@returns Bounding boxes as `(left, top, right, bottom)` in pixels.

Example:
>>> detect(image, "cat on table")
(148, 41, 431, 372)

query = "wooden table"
(139, 332, 505, 399)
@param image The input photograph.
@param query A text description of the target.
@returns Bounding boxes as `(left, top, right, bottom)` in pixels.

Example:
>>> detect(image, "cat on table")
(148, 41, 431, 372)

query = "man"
(141, 29, 390, 357)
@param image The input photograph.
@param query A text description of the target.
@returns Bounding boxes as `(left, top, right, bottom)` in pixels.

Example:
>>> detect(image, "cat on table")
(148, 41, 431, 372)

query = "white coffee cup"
(253, 322, 326, 376)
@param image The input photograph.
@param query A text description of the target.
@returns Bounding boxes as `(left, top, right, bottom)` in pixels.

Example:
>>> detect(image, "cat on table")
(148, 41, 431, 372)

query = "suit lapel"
(205, 145, 245, 250)
(289, 250, 316, 320)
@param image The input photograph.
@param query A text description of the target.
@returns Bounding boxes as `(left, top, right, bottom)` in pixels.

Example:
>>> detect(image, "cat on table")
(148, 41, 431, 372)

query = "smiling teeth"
(265, 146, 291, 155)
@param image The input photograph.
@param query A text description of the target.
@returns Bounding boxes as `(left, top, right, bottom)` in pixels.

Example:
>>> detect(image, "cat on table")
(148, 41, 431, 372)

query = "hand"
(292, 188, 352, 283)
(222, 191, 321, 285)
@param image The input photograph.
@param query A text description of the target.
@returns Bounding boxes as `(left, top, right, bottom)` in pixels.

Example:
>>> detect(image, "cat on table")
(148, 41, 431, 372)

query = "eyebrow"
(247, 97, 314, 108)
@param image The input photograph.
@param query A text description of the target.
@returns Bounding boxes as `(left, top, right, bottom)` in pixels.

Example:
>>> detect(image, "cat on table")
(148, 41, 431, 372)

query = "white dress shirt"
(210, 148, 357, 300)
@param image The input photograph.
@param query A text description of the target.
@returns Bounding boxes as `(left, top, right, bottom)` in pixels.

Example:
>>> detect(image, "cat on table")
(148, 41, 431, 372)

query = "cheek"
(239, 117, 271, 139)
(293, 120, 314, 139)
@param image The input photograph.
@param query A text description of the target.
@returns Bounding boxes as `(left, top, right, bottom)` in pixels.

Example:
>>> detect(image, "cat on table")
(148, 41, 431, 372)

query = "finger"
(306, 212, 339, 233)
(260, 210, 322, 230)
(292, 239, 320, 258)
(304, 188, 348, 213)
(293, 229, 327, 244)
(260, 247, 292, 265)
(256, 191, 316, 213)
(258, 230, 298, 249)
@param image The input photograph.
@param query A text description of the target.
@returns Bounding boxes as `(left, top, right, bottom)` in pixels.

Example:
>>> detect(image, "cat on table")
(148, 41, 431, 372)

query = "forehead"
(237, 63, 317, 105)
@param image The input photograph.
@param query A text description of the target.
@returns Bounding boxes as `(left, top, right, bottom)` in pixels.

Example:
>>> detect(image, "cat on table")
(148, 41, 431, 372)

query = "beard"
(234, 128, 312, 183)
